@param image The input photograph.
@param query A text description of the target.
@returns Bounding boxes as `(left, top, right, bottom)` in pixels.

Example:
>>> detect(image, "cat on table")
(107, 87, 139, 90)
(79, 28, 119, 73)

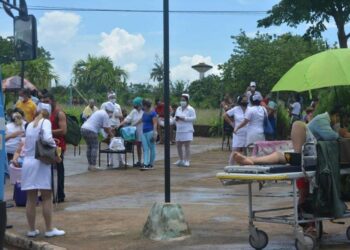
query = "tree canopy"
(72, 55, 128, 102)
(0, 35, 57, 89)
(219, 32, 328, 98)
(258, 0, 350, 48)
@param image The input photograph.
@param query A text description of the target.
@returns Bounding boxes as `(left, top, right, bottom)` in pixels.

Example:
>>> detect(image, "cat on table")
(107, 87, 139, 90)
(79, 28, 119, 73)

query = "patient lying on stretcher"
(234, 108, 350, 166)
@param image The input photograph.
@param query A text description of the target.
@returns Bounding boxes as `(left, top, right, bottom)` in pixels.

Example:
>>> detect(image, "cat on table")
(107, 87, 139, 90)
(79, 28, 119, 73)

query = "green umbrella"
(272, 49, 350, 92)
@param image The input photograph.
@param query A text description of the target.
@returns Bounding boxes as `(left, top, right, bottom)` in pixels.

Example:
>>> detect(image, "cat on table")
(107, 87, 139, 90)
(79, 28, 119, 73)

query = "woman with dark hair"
(234, 94, 267, 146)
(224, 95, 248, 164)
(174, 94, 196, 167)
(140, 99, 158, 169)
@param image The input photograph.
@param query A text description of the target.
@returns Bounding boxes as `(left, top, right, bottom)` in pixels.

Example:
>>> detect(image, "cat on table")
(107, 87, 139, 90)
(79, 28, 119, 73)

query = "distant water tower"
(192, 62, 213, 80)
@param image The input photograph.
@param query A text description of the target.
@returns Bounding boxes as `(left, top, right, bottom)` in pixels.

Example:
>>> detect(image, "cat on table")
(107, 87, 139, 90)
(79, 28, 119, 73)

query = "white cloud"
(122, 63, 138, 74)
(99, 28, 145, 62)
(170, 55, 221, 82)
(38, 11, 81, 45)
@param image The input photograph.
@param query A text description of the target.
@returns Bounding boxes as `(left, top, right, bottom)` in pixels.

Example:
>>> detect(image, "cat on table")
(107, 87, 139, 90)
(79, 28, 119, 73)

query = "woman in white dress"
(234, 94, 267, 146)
(15, 105, 65, 238)
(223, 95, 249, 164)
(174, 94, 196, 167)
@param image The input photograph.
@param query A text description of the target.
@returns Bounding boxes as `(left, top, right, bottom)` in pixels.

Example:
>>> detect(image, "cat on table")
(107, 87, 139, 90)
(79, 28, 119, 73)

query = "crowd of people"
(4, 88, 198, 237)
(3, 79, 350, 238)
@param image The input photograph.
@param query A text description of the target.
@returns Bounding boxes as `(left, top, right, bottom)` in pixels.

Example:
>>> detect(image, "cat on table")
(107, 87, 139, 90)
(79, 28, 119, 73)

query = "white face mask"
(110, 98, 116, 104)
(18, 96, 24, 102)
(180, 101, 187, 108)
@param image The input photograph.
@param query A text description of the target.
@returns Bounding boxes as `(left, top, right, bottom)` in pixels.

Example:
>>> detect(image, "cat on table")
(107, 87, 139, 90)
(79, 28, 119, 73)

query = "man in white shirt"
(246, 81, 263, 106)
(100, 92, 124, 167)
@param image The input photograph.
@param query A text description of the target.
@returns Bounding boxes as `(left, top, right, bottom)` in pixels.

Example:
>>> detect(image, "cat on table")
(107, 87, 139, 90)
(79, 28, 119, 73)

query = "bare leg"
(176, 141, 184, 161)
(291, 121, 307, 153)
(234, 151, 286, 165)
(26, 190, 38, 231)
(41, 190, 53, 231)
(229, 147, 244, 165)
(184, 141, 191, 162)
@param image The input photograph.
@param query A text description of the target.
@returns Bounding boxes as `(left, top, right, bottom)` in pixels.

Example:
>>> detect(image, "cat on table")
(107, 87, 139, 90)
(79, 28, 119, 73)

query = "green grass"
(61, 105, 219, 126)
(194, 109, 221, 125)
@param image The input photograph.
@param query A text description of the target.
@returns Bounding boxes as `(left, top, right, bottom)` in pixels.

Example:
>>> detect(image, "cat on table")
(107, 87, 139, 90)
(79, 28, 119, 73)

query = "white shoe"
(27, 229, 40, 237)
(88, 166, 101, 171)
(45, 228, 65, 237)
(183, 161, 190, 167)
(173, 160, 184, 166)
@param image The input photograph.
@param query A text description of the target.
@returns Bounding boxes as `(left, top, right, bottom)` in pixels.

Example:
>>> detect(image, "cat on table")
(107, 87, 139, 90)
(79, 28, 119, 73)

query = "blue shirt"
(142, 111, 157, 133)
(308, 112, 339, 141)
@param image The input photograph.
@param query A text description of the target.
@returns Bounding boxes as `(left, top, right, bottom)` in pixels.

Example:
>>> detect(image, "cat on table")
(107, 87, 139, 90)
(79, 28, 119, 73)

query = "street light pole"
(163, 0, 171, 203)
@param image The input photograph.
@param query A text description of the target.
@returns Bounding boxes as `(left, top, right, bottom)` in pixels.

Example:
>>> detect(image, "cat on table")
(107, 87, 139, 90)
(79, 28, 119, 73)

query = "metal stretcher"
(216, 144, 350, 250)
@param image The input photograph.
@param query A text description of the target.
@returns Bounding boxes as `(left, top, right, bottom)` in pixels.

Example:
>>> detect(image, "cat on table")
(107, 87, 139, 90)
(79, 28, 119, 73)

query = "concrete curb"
(5, 232, 66, 250)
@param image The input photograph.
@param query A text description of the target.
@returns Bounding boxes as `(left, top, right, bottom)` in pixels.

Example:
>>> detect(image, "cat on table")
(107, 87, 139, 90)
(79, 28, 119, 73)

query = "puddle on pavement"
(211, 216, 236, 223)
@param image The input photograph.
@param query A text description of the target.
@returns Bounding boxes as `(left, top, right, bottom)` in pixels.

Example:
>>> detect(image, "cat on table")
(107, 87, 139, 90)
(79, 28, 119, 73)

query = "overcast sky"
(0, 0, 344, 86)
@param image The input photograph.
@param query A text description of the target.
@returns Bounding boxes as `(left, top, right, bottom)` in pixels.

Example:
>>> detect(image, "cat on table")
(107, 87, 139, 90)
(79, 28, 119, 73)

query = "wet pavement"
(4, 137, 350, 249)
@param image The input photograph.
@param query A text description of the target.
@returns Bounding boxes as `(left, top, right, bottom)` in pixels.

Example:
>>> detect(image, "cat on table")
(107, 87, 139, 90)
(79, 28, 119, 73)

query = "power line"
(0, 5, 267, 15)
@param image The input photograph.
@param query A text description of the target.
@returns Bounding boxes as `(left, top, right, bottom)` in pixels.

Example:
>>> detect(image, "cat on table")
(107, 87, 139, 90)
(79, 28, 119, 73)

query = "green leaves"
(258, 0, 350, 48)
(220, 32, 328, 98)
(72, 54, 128, 97)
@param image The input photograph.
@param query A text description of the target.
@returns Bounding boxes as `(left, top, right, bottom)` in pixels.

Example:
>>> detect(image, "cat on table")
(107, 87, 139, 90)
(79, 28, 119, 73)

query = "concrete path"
(4, 137, 350, 250)
(64, 137, 222, 176)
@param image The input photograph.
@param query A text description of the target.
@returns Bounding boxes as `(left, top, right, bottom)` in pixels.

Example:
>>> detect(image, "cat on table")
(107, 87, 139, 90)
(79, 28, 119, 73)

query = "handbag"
(263, 108, 274, 136)
(35, 119, 58, 164)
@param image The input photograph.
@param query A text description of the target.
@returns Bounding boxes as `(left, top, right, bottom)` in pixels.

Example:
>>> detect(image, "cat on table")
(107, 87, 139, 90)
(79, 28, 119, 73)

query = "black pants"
(56, 153, 65, 202)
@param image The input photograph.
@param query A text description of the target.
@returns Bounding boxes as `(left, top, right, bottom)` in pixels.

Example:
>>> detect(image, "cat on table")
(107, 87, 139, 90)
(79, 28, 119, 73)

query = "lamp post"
(192, 62, 213, 80)
(142, 0, 190, 240)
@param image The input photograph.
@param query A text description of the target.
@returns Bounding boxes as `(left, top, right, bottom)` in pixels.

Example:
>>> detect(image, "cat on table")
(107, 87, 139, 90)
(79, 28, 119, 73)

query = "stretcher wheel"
(295, 234, 316, 250)
(346, 226, 350, 240)
(248, 229, 268, 250)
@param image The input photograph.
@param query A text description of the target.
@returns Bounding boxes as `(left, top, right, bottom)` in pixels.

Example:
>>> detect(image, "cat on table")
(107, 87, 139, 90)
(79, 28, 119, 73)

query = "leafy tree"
(220, 32, 328, 98)
(150, 54, 164, 83)
(72, 55, 128, 101)
(0, 35, 57, 89)
(188, 75, 222, 108)
(257, 0, 350, 48)
(171, 80, 188, 98)
(0, 36, 15, 64)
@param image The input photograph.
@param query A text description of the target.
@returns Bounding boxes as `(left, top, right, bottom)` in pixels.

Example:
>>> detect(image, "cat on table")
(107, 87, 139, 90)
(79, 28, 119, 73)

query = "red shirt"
(155, 103, 165, 118)
(50, 109, 66, 152)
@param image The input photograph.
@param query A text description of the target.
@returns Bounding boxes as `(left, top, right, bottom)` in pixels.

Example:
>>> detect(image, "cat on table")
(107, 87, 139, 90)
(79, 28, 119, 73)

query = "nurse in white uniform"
(174, 94, 196, 167)
(18, 104, 65, 238)
(224, 95, 249, 164)
(234, 94, 267, 146)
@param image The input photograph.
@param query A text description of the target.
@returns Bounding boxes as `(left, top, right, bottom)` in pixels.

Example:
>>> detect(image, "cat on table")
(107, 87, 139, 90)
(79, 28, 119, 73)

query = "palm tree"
(72, 55, 128, 95)
(150, 55, 164, 83)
